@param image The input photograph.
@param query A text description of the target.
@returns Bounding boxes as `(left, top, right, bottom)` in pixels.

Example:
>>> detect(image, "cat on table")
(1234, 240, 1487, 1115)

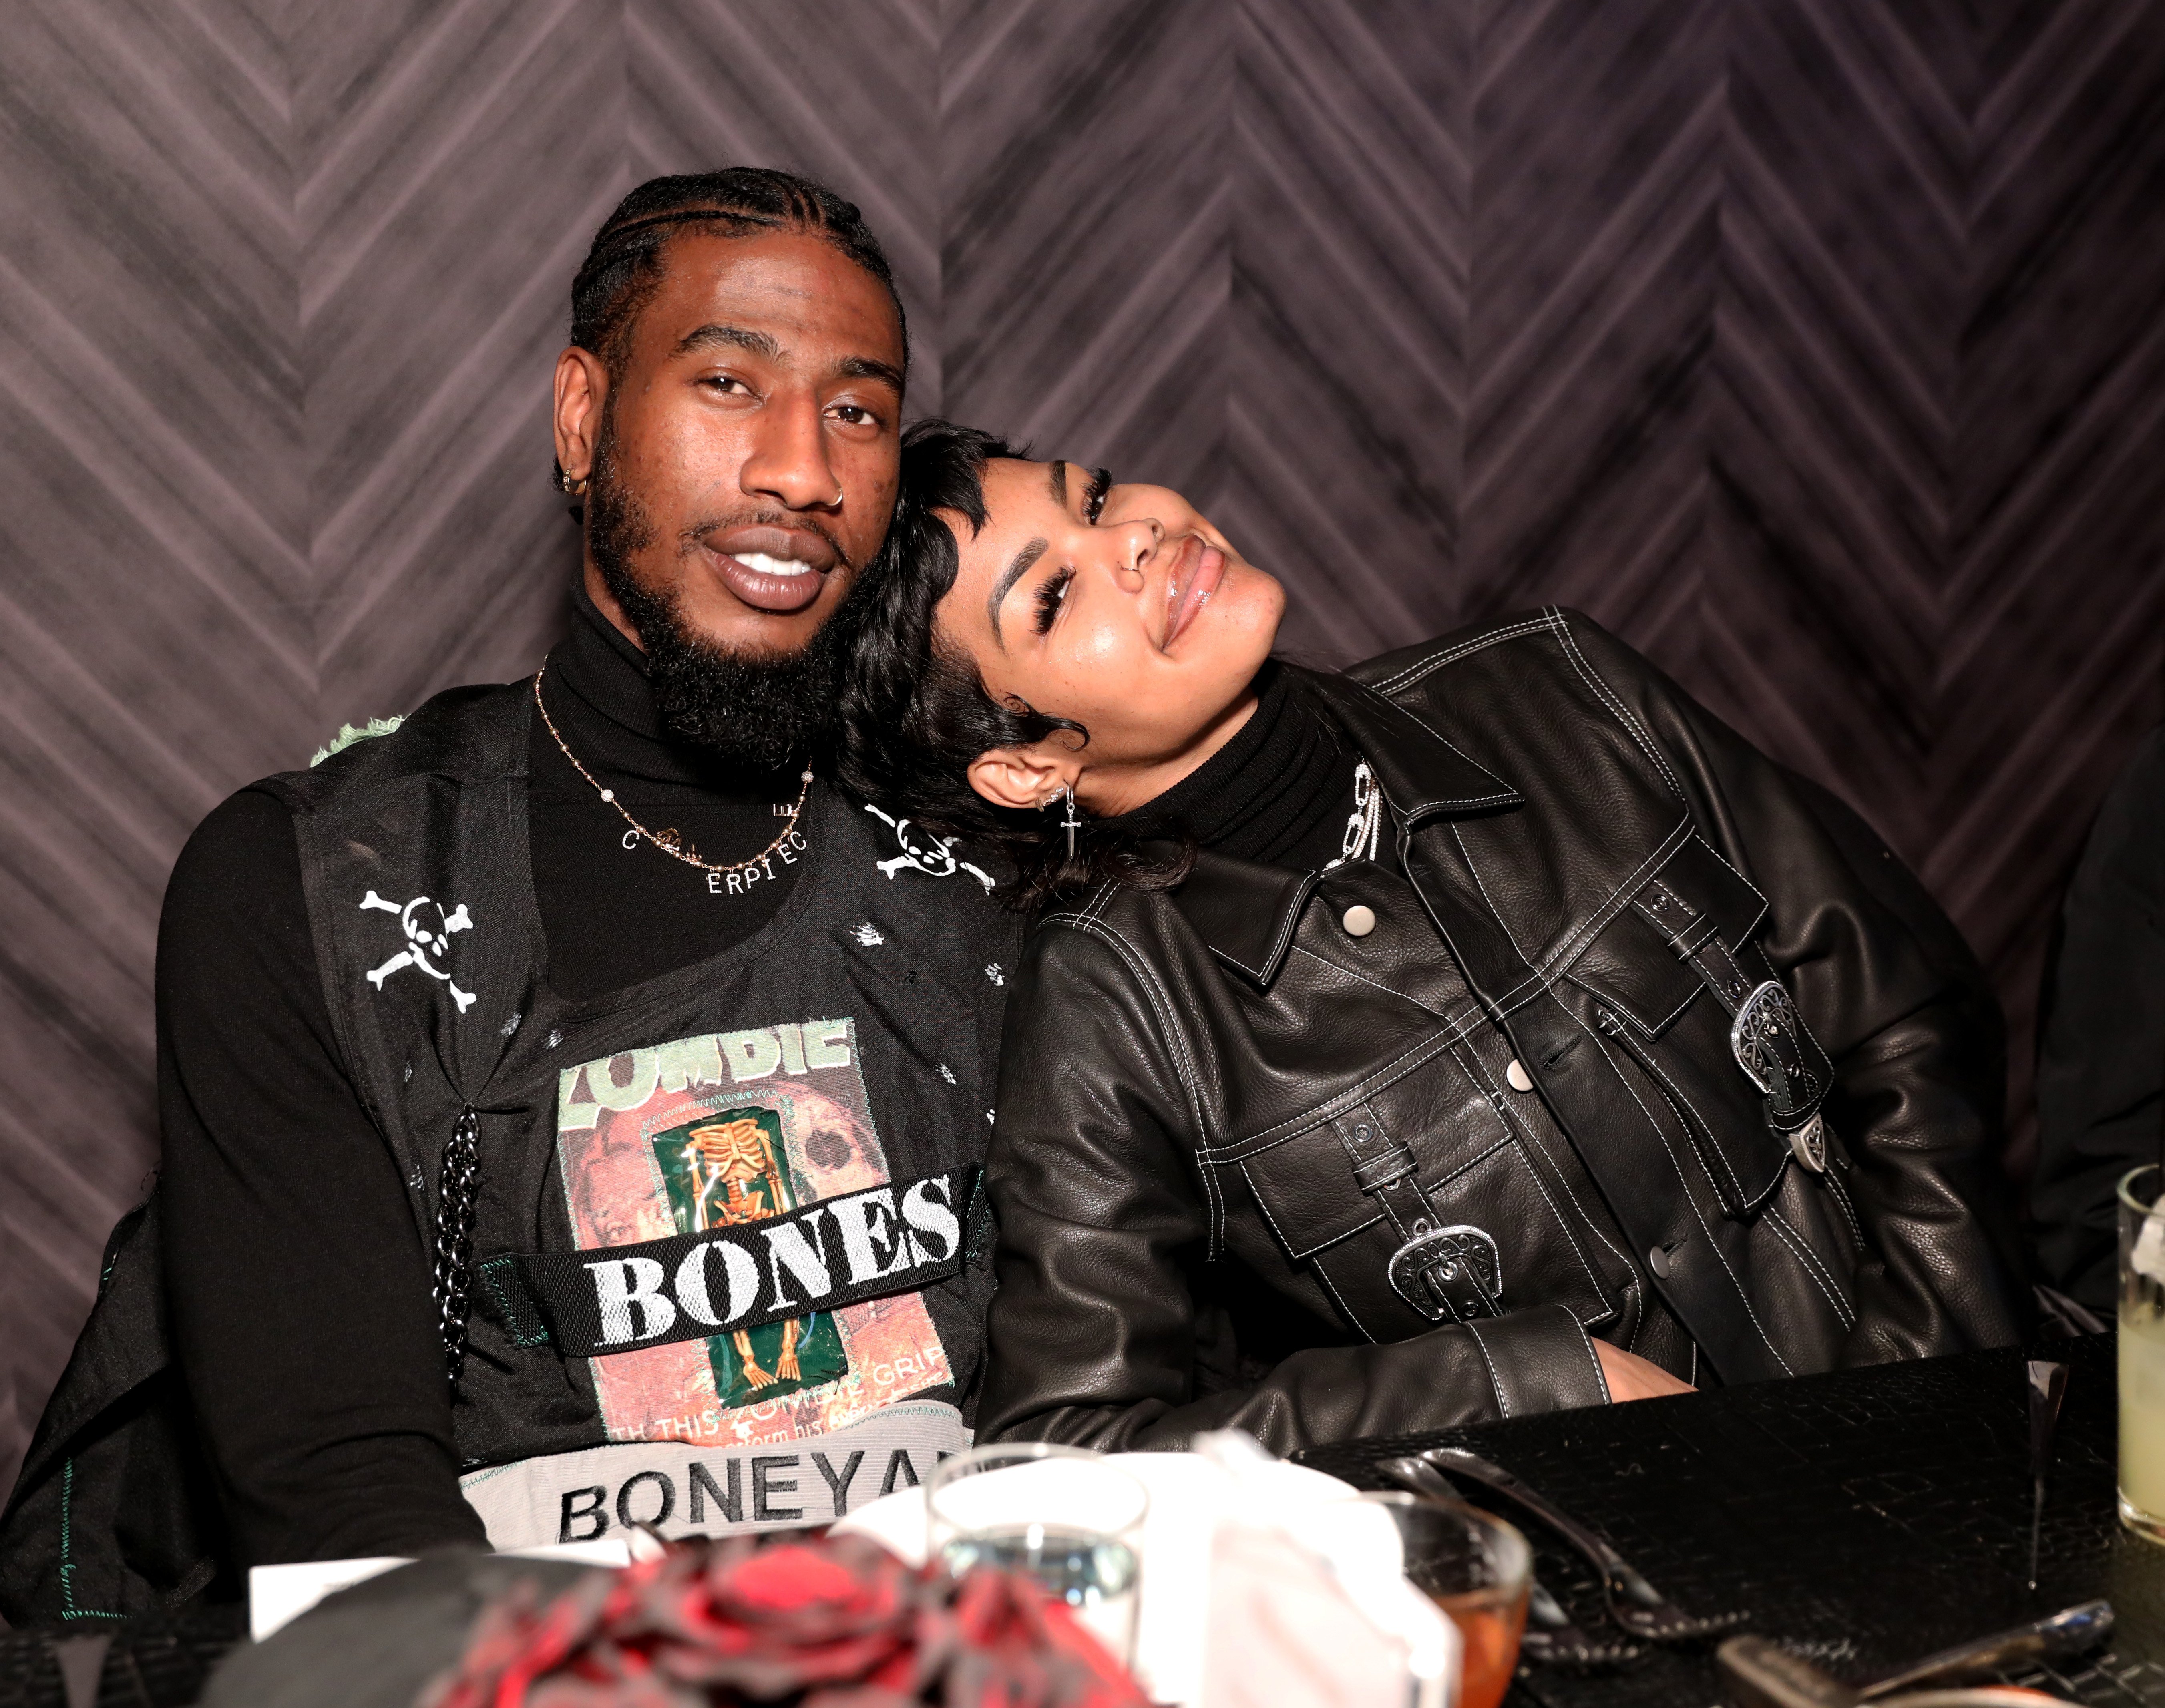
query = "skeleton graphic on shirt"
(681, 1117, 804, 1387)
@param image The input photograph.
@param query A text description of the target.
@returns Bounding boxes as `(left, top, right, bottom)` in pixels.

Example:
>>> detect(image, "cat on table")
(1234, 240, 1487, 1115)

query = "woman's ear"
(967, 746, 1078, 813)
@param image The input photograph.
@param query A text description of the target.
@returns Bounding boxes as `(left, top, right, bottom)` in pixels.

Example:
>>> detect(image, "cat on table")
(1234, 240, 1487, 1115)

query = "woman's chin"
(1172, 559, 1282, 662)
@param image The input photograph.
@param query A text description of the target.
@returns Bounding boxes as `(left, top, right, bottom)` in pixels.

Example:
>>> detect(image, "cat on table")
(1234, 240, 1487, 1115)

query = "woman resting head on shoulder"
(839, 420, 2016, 1456)
(842, 420, 1291, 905)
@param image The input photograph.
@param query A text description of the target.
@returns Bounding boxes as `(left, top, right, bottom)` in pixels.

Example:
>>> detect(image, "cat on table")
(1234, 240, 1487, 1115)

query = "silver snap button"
(1648, 1245, 1672, 1279)
(1341, 904, 1377, 937)
(1505, 1058, 1534, 1093)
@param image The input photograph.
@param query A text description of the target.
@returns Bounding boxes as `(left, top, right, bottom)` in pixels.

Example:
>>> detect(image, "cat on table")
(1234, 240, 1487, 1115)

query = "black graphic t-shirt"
(157, 585, 834, 1565)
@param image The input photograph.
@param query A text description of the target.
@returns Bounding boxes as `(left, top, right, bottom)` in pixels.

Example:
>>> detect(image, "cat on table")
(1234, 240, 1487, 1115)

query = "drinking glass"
(2121, 1164, 2165, 1541)
(1357, 1491, 1530, 1708)
(925, 1443, 1148, 1666)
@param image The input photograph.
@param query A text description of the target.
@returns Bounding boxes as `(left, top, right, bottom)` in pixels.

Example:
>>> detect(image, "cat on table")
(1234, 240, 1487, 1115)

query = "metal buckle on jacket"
(1786, 1112, 1829, 1173)
(1729, 981, 1829, 1172)
(1387, 1224, 1503, 1323)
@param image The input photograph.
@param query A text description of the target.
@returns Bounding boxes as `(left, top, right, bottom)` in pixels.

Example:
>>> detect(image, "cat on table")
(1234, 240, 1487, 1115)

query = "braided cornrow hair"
(556, 168, 908, 486)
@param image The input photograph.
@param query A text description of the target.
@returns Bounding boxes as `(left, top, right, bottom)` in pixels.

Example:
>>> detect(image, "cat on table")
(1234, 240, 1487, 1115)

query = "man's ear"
(554, 346, 607, 484)
(967, 746, 1078, 813)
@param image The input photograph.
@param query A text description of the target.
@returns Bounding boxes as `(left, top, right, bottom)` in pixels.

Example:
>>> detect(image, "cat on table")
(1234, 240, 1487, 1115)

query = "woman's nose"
(1113, 516, 1163, 581)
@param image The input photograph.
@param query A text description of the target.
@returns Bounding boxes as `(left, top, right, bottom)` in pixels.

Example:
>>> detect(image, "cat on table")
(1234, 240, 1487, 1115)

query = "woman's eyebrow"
(987, 537, 1050, 649)
(1049, 460, 1069, 506)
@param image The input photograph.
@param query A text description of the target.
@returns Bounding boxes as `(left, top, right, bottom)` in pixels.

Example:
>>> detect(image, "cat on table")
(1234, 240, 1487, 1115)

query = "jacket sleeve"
(974, 916, 1610, 1455)
(1564, 615, 2026, 1360)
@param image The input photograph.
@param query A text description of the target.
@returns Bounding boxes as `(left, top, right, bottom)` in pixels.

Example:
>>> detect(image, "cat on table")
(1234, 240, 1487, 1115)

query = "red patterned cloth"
(418, 1532, 1147, 1708)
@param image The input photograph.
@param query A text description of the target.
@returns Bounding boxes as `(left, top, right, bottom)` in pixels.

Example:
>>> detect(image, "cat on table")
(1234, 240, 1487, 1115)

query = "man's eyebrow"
(835, 354, 906, 393)
(671, 323, 782, 360)
(986, 537, 1049, 651)
(1049, 460, 1068, 506)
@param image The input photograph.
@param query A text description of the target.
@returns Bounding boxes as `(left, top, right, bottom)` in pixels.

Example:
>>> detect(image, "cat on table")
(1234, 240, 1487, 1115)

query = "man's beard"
(585, 430, 869, 773)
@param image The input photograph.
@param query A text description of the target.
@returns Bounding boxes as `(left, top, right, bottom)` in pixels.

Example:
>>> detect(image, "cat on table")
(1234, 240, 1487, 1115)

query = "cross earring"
(1045, 783, 1081, 861)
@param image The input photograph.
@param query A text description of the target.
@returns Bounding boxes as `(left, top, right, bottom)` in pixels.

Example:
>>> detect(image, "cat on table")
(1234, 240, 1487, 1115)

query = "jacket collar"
(1300, 669, 1523, 826)
(1168, 851, 1322, 984)
(1165, 671, 1523, 983)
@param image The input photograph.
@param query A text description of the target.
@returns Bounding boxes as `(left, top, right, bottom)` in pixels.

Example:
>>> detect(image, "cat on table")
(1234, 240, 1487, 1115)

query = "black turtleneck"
(156, 582, 816, 1567)
(1104, 666, 1360, 873)
(529, 583, 805, 999)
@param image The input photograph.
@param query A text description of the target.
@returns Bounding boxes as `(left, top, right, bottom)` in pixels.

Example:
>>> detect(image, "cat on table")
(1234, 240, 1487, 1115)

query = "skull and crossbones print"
(359, 889, 478, 1013)
(861, 804, 994, 892)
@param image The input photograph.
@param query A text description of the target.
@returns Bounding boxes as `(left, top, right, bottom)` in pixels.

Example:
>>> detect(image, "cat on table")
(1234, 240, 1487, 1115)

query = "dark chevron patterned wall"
(2, 0, 2160, 1499)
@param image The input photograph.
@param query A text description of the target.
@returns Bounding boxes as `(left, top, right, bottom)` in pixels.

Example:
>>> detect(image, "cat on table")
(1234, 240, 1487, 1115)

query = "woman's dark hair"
(838, 419, 1192, 909)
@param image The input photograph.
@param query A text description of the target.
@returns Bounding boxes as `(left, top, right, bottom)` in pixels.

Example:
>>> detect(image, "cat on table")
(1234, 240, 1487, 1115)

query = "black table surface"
(1299, 1331, 2165, 1708)
(5, 1332, 2156, 1708)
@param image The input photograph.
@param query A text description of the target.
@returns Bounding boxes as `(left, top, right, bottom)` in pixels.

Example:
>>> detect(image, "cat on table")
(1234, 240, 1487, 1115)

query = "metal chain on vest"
(432, 1105, 481, 1386)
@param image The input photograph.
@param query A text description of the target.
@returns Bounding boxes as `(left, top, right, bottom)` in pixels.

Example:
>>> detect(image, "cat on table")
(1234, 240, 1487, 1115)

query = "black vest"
(0, 682, 1022, 1615)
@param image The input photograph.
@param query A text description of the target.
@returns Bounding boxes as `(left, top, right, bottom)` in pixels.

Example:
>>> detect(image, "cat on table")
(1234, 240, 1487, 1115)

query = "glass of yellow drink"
(2119, 1164, 2165, 1541)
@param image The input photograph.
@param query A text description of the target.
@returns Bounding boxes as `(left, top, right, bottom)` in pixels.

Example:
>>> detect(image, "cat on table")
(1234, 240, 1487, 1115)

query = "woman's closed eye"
(1032, 566, 1075, 635)
(1084, 467, 1112, 525)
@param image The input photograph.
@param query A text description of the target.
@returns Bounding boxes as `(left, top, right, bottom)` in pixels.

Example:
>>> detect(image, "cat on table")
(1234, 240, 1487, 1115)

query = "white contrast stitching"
(1764, 1204, 1856, 1328)
(1200, 1027, 1475, 1163)
(1602, 1022, 1757, 1210)
(1447, 1041, 1611, 1304)
(1547, 608, 1684, 801)
(1239, 1159, 1386, 1260)
(1371, 617, 1554, 694)
(1313, 1253, 1387, 1343)
(1458, 817, 1695, 1016)
(1287, 941, 1481, 1030)
(1583, 1323, 1613, 1404)
(1463, 1040, 1636, 1281)
(1465, 1319, 1513, 1419)
(1570, 1007, 1795, 1376)
(1693, 834, 1773, 918)
(1045, 915, 1223, 1248)
(1824, 1166, 1866, 1250)
(1564, 966, 1701, 1038)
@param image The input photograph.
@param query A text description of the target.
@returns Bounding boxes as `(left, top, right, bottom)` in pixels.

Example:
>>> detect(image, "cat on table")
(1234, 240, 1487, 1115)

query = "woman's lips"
(698, 526, 836, 615)
(1164, 538, 1227, 647)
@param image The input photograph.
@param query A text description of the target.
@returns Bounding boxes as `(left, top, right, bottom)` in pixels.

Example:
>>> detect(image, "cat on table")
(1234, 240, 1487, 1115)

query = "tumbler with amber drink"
(1357, 1491, 1530, 1708)
(2120, 1164, 2165, 1540)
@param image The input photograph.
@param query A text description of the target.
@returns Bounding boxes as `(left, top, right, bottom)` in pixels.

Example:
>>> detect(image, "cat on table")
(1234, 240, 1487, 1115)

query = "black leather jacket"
(977, 610, 2023, 1454)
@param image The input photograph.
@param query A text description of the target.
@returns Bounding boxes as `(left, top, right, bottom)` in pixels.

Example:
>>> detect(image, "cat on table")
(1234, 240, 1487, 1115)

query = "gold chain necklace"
(532, 663, 812, 876)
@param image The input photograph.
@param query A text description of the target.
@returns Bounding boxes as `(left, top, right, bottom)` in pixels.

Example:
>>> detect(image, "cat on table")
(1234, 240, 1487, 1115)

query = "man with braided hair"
(0, 171, 1019, 1616)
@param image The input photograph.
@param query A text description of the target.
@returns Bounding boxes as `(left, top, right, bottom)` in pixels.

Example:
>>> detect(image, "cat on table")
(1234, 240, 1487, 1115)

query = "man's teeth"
(730, 552, 814, 577)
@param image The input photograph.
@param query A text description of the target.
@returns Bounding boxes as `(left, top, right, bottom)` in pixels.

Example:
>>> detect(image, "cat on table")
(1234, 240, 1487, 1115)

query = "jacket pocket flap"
(1638, 835, 1769, 947)
(1237, 1135, 1385, 1261)
(1565, 837, 1769, 1037)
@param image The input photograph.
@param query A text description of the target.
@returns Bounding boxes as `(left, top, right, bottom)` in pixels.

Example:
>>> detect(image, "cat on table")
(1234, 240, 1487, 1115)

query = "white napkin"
(833, 1437, 1454, 1707)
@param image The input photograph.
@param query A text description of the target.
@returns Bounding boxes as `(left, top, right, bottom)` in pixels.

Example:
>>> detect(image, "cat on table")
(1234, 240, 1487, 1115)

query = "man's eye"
(703, 375, 751, 396)
(831, 404, 878, 426)
(1033, 567, 1074, 635)
(1084, 468, 1113, 524)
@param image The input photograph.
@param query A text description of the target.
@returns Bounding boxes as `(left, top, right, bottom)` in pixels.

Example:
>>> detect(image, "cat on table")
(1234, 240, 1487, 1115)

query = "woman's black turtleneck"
(1104, 666, 1359, 873)
(529, 582, 806, 999)
(155, 582, 817, 1568)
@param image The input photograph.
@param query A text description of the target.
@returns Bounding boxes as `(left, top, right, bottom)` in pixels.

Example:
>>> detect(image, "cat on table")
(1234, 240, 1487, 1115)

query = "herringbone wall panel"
(2, 0, 2159, 1502)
